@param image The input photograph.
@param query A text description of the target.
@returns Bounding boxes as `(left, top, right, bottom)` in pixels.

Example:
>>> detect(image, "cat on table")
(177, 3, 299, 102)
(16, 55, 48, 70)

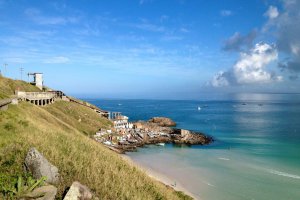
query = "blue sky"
(0, 0, 299, 99)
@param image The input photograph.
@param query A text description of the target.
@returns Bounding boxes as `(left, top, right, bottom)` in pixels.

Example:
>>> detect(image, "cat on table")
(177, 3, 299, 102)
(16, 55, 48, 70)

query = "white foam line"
(218, 157, 230, 161)
(268, 169, 300, 179)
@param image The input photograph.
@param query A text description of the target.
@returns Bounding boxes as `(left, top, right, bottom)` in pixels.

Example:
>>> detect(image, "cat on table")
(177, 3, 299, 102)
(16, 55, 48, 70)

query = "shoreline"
(121, 154, 200, 200)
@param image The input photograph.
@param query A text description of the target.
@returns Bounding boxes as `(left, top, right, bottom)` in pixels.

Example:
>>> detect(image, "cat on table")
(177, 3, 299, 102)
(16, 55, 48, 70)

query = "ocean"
(86, 93, 300, 200)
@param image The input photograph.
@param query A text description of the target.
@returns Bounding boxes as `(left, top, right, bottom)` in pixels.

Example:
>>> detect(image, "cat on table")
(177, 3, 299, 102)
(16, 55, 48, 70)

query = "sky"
(0, 0, 299, 99)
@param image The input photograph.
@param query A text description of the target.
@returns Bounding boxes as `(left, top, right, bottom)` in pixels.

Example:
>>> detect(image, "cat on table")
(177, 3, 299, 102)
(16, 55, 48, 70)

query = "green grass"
(0, 77, 192, 200)
(44, 101, 112, 136)
(0, 76, 41, 99)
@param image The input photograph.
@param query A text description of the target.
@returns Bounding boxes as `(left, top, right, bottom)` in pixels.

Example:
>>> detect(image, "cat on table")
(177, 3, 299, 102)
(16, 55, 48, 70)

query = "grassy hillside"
(0, 76, 41, 99)
(0, 77, 191, 199)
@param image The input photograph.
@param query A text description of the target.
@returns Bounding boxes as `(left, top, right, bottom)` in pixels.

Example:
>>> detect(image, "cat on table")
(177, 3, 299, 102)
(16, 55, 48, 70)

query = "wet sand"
(121, 154, 199, 200)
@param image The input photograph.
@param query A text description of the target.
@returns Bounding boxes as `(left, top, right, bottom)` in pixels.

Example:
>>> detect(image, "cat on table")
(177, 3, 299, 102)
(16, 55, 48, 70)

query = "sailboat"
(198, 106, 201, 111)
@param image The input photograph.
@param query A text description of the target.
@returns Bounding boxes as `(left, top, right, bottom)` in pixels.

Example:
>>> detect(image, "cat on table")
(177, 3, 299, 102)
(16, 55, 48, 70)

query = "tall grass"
(0, 101, 190, 199)
(0, 76, 41, 99)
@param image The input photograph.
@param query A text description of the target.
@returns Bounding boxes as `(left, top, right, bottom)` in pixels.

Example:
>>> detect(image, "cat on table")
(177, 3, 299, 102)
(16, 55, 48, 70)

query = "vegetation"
(1, 175, 46, 199)
(0, 76, 41, 99)
(0, 76, 191, 199)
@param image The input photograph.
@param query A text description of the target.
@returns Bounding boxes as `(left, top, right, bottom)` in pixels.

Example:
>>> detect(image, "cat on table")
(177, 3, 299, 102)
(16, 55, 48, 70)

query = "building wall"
(35, 73, 43, 90)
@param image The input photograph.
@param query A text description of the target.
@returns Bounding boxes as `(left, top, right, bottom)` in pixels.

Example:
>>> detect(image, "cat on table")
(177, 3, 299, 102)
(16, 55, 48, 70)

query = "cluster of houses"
(110, 112, 133, 129)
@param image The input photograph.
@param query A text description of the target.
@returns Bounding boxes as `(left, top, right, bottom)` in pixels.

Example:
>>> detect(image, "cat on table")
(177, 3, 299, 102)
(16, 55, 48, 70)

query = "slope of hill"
(0, 76, 191, 199)
(0, 76, 41, 99)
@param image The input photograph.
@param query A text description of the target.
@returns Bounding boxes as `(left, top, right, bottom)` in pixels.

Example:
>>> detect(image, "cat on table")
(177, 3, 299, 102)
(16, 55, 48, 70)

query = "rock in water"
(24, 147, 60, 184)
(148, 117, 176, 127)
(63, 181, 93, 200)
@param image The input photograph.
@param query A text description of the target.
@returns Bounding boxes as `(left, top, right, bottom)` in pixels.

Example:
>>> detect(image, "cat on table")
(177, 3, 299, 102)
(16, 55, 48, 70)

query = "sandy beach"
(121, 154, 199, 200)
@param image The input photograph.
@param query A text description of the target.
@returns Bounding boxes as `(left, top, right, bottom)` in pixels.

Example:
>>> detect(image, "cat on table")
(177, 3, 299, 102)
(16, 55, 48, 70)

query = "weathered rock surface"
(24, 147, 60, 184)
(148, 117, 176, 127)
(63, 181, 93, 200)
(134, 119, 212, 146)
(171, 129, 212, 145)
(134, 121, 173, 133)
(25, 185, 57, 200)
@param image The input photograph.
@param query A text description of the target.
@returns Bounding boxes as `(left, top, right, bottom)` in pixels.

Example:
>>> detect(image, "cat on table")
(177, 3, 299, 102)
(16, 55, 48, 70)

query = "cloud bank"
(211, 43, 281, 87)
(264, 6, 279, 19)
(211, 1, 300, 87)
(271, 1, 300, 79)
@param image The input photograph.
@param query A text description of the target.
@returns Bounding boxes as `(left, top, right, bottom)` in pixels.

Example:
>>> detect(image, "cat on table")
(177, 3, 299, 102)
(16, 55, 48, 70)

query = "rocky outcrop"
(171, 129, 212, 145)
(134, 121, 173, 133)
(133, 118, 213, 146)
(24, 148, 60, 185)
(134, 121, 174, 134)
(63, 181, 93, 200)
(148, 117, 176, 127)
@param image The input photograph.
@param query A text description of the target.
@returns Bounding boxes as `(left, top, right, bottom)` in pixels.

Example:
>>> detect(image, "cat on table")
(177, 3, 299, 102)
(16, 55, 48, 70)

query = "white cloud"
(264, 1, 300, 79)
(24, 8, 79, 25)
(134, 22, 165, 32)
(234, 43, 279, 84)
(161, 35, 183, 41)
(264, 6, 279, 19)
(211, 43, 281, 86)
(5, 57, 26, 63)
(180, 28, 190, 33)
(220, 10, 233, 17)
(44, 56, 70, 64)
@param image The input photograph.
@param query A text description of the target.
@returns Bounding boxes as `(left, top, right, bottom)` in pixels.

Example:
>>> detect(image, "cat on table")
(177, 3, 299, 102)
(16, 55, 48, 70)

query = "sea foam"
(218, 157, 230, 161)
(268, 169, 300, 179)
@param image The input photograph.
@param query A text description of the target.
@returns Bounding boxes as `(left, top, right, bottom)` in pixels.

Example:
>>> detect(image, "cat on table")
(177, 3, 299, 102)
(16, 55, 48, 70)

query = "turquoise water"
(86, 93, 300, 200)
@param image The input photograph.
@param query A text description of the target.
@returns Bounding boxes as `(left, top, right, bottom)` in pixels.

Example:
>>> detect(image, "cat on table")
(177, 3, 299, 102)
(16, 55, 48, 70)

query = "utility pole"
(20, 67, 24, 80)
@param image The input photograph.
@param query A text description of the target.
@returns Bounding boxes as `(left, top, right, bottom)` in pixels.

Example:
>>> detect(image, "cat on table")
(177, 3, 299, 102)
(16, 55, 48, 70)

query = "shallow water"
(86, 93, 300, 200)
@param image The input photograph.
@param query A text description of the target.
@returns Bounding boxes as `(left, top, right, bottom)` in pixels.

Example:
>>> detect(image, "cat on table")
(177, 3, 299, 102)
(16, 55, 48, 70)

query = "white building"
(111, 112, 133, 129)
(28, 73, 43, 90)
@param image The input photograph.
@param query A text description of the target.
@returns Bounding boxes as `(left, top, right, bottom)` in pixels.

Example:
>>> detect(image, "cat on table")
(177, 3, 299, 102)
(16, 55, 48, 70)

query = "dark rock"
(148, 117, 176, 127)
(171, 129, 213, 145)
(24, 147, 60, 184)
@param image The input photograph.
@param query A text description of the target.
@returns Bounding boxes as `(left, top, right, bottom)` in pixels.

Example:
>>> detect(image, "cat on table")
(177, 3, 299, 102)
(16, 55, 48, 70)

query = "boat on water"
(156, 143, 165, 146)
(198, 106, 201, 111)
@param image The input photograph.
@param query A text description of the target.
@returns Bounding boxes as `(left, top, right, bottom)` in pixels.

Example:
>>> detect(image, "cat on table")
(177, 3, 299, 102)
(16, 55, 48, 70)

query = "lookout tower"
(28, 73, 43, 90)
